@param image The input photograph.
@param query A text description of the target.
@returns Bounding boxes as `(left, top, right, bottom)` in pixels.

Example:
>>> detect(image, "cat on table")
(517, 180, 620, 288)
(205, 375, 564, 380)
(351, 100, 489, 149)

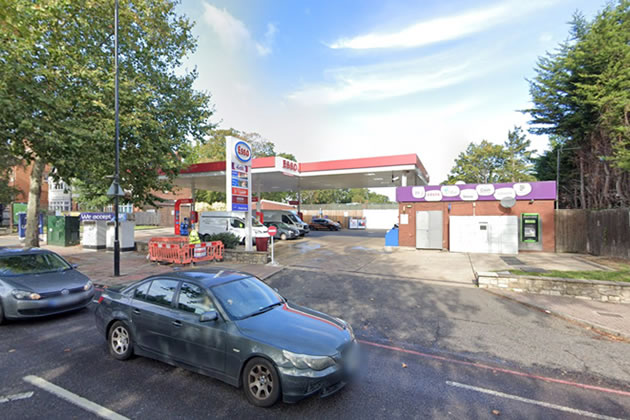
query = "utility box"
(82, 220, 107, 250)
(106, 221, 136, 252)
(18, 212, 45, 240)
(47, 216, 80, 246)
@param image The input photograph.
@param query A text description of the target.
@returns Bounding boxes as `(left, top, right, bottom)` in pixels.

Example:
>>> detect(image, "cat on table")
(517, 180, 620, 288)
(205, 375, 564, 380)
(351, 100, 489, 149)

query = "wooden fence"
(132, 211, 160, 226)
(556, 208, 630, 259)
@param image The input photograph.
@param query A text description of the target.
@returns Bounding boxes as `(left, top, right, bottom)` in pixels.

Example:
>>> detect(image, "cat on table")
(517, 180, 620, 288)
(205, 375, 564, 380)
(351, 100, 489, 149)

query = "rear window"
(0, 253, 71, 276)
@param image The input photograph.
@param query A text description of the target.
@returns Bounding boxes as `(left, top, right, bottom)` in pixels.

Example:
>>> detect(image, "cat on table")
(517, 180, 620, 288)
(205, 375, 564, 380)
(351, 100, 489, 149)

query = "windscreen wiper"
(245, 301, 283, 318)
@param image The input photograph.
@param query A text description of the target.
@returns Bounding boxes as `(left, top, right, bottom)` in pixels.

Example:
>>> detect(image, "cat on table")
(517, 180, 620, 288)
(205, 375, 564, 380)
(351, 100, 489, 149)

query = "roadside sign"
(268, 226, 277, 236)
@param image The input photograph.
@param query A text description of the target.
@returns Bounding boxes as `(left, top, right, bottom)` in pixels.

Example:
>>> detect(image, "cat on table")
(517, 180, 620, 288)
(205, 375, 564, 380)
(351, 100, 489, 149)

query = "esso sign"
(282, 159, 298, 172)
(234, 141, 252, 163)
(268, 226, 277, 236)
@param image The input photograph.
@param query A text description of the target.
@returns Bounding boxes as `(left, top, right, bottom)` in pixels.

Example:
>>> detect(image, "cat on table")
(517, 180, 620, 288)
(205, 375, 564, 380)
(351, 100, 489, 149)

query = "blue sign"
(80, 212, 115, 222)
(232, 204, 248, 212)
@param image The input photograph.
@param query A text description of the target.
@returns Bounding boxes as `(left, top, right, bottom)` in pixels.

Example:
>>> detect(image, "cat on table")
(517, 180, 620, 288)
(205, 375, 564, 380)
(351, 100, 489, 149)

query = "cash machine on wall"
(520, 213, 542, 251)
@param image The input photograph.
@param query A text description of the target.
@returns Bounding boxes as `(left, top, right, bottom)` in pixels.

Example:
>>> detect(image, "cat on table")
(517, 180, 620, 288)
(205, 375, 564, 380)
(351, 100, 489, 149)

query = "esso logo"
(234, 141, 252, 163)
(282, 160, 298, 172)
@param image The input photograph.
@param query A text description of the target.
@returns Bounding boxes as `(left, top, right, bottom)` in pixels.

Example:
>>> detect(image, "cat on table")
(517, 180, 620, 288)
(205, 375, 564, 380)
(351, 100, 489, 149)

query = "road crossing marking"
(23, 375, 129, 420)
(0, 391, 34, 404)
(446, 381, 624, 420)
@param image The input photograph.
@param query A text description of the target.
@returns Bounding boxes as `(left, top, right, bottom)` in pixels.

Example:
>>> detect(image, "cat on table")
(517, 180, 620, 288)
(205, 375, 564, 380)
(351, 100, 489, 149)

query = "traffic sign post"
(268, 226, 277, 265)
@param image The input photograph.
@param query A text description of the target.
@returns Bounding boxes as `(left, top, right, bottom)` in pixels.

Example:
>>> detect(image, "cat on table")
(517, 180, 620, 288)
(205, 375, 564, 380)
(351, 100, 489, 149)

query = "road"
(1, 268, 629, 419)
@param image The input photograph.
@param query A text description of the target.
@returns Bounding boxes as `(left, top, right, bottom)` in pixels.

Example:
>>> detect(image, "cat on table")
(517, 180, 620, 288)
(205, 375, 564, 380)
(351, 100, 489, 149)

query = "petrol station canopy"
(172, 154, 429, 194)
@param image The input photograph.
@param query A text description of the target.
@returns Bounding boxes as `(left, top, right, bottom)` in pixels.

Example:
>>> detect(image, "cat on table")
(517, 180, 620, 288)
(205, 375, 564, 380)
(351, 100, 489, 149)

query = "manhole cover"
(501, 256, 525, 265)
(596, 312, 623, 318)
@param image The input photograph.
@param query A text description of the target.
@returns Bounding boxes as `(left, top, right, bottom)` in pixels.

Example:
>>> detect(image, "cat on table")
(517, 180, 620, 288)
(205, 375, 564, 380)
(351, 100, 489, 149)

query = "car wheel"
(328, 226, 334, 231)
(242, 357, 281, 407)
(280, 233, 287, 241)
(108, 321, 133, 360)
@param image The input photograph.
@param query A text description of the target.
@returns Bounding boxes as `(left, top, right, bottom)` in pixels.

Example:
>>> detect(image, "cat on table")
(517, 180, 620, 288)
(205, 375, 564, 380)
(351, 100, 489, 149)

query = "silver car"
(0, 248, 94, 323)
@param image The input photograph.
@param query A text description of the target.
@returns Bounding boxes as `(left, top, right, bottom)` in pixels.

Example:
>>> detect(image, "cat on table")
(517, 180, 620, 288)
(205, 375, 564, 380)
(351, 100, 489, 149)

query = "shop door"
(416, 211, 443, 249)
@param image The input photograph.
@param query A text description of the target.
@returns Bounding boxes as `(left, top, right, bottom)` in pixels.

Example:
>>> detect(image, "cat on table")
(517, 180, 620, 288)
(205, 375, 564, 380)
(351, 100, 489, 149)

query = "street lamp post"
(555, 145, 580, 209)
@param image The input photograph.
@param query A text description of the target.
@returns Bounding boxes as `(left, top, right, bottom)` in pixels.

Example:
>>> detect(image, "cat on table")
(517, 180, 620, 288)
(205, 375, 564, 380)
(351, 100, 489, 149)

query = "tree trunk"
(579, 154, 586, 209)
(24, 156, 45, 248)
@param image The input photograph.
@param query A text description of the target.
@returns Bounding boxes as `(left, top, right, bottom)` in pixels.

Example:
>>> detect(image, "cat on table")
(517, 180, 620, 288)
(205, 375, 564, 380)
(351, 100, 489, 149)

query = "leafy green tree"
(0, 1, 213, 246)
(500, 126, 537, 182)
(524, 1, 630, 208)
(446, 140, 507, 184)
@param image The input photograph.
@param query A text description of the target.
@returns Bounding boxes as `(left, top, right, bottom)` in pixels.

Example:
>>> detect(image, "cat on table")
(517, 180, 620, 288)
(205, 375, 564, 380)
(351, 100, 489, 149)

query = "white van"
(198, 211, 268, 244)
(261, 210, 309, 236)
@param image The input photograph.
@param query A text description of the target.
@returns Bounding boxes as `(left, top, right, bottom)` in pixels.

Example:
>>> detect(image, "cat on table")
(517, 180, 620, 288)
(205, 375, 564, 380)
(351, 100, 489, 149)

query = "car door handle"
(172, 320, 182, 327)
(132, 309, 141, 314)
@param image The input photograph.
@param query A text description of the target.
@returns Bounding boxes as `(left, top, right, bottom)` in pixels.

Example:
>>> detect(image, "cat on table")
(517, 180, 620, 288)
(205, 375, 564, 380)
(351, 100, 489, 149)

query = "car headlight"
(282, 350, 336, 371)
(12, 289, 41, 300)
(83, 280, 93, 291)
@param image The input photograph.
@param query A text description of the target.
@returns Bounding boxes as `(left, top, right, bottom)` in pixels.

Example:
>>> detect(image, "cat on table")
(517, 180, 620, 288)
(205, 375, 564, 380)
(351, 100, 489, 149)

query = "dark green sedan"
(94, 269, 358, 407)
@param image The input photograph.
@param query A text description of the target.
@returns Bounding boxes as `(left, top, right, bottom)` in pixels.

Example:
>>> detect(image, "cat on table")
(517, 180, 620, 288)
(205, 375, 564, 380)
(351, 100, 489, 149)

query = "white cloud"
(329, 0, 557, 50)
(287, 47, 504, 105)
(202, 3, 275, 56)
(538, 32, 553, 43)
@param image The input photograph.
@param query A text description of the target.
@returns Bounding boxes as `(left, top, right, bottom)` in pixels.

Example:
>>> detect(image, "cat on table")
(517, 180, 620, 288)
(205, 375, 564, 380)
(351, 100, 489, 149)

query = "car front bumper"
(278, 364, 348, 403)
(4, 289, 95, 319)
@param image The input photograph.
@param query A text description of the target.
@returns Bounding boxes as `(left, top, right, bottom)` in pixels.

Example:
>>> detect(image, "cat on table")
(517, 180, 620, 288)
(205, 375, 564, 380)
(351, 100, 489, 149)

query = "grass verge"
(509, 267, 630, 283)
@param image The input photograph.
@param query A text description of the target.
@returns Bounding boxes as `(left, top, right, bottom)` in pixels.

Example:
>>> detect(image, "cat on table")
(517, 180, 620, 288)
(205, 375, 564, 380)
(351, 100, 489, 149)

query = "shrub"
(202, 232, 240, 249)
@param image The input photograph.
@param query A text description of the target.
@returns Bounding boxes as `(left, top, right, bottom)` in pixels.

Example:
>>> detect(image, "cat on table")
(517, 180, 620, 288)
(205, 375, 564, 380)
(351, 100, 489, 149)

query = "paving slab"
(486, 289, 630, 340)
(470, 252, 606, 273)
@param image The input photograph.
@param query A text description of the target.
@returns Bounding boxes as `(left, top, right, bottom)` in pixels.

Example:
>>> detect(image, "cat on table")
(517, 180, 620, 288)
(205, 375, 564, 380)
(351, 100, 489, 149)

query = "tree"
(0, 1, 213, 247)
(445, 127, 538, 184)
(446, 140, 507, 184)
(524, 1, 630, 208)
(500, 126, 537, 182)
(0, 140, 18, 205)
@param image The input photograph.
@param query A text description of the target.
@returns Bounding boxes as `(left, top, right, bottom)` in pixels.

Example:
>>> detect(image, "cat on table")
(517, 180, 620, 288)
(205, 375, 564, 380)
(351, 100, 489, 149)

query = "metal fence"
(556, 208, 630, 259)
(132, 211, 160, 226)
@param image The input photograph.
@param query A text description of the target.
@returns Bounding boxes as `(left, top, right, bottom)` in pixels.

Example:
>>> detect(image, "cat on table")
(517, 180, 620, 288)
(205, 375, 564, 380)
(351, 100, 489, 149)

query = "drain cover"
(596, 312, 623, 318)
(501, 256, 525, 265)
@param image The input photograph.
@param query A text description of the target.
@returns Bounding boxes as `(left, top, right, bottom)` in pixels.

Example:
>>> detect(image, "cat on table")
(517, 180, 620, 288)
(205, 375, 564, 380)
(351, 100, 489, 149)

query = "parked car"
(309, 218, 341, 231)
(263, 222, 300, 240)
(261, 210, 309, 236)
(198, 212, 268, 244)
(95, 269, 359, 407)
(0, 248, 94, 324)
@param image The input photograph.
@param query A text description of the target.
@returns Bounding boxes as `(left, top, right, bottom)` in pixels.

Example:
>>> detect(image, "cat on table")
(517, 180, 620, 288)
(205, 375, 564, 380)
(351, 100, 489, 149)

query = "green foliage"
(446, 127, 536, 184)
(201, 232, 240, 249)
(192, 129, 279, 163)
(0, 0, 214, 207)
(0, 141, 18, 204)
(300, 188, 391, 204)
(524, 1, 630, 208)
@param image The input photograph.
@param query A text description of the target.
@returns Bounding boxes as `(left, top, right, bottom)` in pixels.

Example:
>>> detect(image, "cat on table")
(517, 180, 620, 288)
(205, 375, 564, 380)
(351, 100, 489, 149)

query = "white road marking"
(0, 391, 34, 403)
(23, 375, 129, 420)
(446, 381, 624, 420)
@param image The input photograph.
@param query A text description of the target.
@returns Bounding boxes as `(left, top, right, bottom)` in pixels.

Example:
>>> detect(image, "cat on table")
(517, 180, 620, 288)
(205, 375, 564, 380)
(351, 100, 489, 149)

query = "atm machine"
(520, 213, 542, 250)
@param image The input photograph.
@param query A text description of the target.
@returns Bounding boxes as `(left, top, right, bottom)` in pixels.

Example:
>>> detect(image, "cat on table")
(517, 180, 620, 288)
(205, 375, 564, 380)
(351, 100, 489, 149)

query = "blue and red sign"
(234, 141, 252, 163)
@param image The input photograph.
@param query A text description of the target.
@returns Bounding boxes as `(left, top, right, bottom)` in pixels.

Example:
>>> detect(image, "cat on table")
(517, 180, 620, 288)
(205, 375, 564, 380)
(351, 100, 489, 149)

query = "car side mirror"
(200, 310, 219, 322)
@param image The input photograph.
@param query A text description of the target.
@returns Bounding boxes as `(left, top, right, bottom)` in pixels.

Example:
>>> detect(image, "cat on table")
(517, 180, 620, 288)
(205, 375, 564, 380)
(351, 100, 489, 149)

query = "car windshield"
(0, 253, 71, 276)
(212, 277, 283, 320)
(251, 218, 263, 227)
(287, 213, 302, 224)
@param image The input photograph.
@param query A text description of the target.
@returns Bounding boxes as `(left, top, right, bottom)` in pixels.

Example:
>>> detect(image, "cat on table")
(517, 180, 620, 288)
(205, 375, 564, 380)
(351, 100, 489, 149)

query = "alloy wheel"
(248, 364, 274, 401)
(111, 326, 129, 355)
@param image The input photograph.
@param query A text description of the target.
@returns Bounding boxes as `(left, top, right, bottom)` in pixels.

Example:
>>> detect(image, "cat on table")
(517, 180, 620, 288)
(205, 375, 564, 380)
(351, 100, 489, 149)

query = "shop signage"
(80, 212, 115, 222)
(476, 184, 495, 196)
(226, 137, 252, 213)
(441, 185, 460, 197)
(493, 187, 516, 200)
(234, 141, 252, 163)
(232, 187, 248, 196)
(396, 181, 556, 203)
(412, 186, 425, 199)
(275, 157, 300, 176)
(288, 200, 300, 205)
(459, 189, 478, 201)
(232, 163, 248, 173)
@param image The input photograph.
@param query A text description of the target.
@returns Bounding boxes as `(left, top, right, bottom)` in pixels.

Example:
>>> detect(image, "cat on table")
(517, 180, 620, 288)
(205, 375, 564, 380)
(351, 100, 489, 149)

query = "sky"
(176, 0, 605, 195)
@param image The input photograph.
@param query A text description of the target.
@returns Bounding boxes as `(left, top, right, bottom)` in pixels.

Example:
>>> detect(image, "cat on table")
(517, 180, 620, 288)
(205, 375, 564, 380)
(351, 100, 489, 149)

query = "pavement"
(1, 268, 630, 419)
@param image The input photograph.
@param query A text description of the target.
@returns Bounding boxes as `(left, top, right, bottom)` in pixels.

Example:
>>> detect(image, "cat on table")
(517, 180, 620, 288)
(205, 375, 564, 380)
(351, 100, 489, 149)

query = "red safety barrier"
(148, 237, 224, 265)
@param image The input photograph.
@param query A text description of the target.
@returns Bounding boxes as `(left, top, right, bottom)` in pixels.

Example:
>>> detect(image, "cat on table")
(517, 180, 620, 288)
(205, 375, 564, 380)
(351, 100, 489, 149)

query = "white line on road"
(23, 375, 129, 420)
(0, 391, 34, 404)
(446, 381, 624, 420)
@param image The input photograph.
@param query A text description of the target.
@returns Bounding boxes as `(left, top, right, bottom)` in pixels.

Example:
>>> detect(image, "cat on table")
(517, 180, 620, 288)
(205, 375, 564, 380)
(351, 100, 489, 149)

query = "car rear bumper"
(4, 289, 95, 319)
(278, 364, 349, 403)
